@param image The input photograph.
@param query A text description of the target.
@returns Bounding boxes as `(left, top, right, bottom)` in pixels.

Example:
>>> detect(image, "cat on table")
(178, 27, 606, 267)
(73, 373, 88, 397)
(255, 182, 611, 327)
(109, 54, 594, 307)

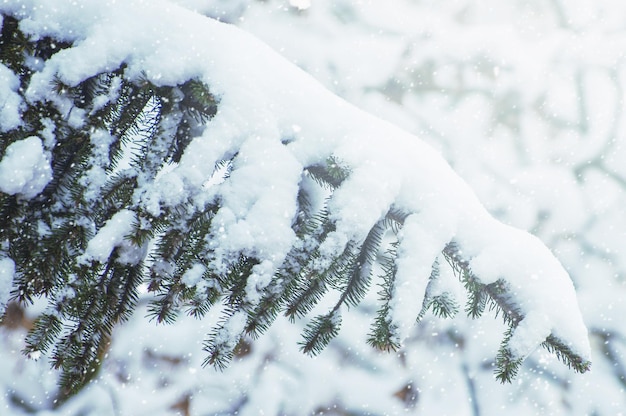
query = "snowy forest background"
(1, 0, 625, 414)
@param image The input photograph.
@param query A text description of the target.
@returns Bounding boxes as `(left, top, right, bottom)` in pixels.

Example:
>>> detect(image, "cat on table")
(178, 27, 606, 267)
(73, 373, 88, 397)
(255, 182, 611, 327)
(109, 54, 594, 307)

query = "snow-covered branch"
(0, 0, 590, 390)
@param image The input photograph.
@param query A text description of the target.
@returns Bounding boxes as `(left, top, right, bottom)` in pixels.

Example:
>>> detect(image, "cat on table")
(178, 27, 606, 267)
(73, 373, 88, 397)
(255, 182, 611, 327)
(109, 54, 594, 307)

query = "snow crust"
(0, 136, 51, 199)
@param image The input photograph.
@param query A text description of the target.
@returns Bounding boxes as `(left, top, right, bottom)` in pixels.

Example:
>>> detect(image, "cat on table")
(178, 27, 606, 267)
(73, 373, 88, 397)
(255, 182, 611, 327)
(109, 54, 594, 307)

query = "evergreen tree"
(0, 2, 590, 398)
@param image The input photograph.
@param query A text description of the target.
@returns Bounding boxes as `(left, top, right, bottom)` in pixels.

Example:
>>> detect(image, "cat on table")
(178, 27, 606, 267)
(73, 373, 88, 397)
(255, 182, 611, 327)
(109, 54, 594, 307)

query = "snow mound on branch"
(0, 63, 22, 132)
(0, 0, 590, 364)
(78, 209, 143, 266)
(466, 223, 587, 359)
(0, 257, 14, 310)
(0, 136, 51, 199)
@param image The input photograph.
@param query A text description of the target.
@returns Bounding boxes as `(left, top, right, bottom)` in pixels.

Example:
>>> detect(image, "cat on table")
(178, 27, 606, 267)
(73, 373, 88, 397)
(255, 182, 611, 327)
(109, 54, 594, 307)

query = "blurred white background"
(2, 1, 625, 414)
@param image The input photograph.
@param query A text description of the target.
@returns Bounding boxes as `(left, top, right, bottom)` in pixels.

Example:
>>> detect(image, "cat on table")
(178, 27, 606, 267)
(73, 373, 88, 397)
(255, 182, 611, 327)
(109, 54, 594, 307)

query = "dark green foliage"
(299, 311, 342, 355)
(416, 259, 460, 321)
(367, 245, 401, 352)
(146, 207, 220, 324)
(334, 220, 386, 309)
(494, 327, 524, 383)
(541, 334, 592, 374)
(291, 217, 386, 355)
(202, 256, 258, 369)
(282, 209, 337, 322)
(24, 313, 63, 356)
(307, 156, 351, 189)
(425, 293, 459, 320)
(202, 307, 243, 371)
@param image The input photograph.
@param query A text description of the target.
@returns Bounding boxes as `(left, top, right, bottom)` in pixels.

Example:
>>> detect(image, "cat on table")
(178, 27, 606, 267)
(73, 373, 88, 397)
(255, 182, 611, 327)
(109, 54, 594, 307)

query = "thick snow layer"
(0, 136, 51, 199)
(389, 211, 455, 343)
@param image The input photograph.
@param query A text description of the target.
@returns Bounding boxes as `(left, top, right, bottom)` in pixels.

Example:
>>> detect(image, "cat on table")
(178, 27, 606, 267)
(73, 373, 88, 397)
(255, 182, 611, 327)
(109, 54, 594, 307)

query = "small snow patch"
(0, 257, 15, 310)
(0, 136, 52, 199)
(79, 209, 139, 265)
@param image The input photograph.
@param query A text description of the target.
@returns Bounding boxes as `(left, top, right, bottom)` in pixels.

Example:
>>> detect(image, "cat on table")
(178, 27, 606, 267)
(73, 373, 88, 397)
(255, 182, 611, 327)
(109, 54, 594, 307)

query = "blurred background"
(2, 1, 625, 414)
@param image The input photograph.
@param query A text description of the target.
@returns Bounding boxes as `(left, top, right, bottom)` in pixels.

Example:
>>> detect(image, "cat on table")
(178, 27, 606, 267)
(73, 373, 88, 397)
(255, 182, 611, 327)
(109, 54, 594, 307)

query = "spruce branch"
(541, 334, 592, 374)
(425, 292, 460, 320)
(443, 242, 591, 381)
(283, 267, 331, 322)
(282, 207, 337, 321)
(179, 79, 219, 123)
(244, 290, 282, 338)
(294, 220, 386, 355)
(202, 307, 246, 371)
(306, 156, 351, 189)
(333, 219, 386, 310)
(243, 192, 318, 339)
(299, 311, 342, 356)
(495, 327, 524, 383)
(367, 245, 401, 352)
(23, 313, 63, 356)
